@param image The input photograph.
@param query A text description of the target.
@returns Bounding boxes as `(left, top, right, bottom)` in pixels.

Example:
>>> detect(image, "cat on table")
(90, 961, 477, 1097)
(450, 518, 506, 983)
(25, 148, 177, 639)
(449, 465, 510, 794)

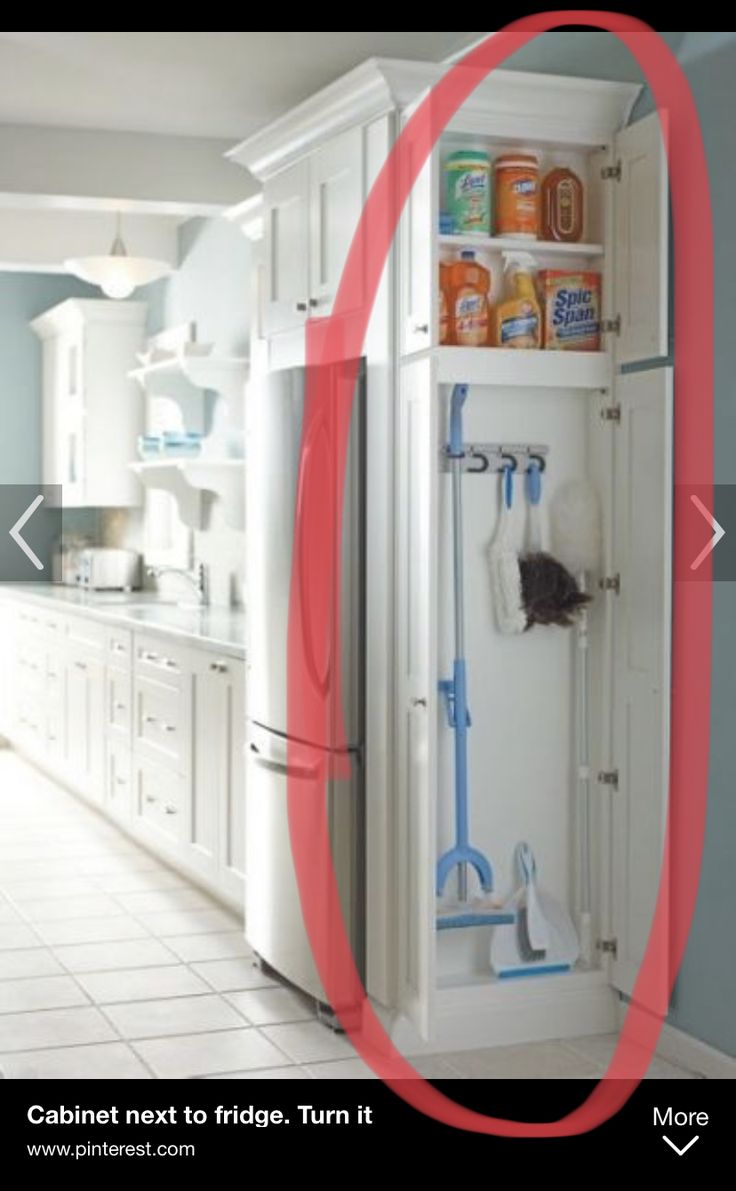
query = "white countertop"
(0, 584, 246, 659)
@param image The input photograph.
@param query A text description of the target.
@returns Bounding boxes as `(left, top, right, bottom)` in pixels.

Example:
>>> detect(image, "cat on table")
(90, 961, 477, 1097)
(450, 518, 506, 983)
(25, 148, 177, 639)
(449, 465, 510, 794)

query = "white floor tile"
(560, 1034, 698, 1079)
(0, 949, 64, 980)
(133, 1028, 292, 1078)
(76, 854, 164, 877)
(206, 1067, 311, 1080)
(35, 916, 150, 947)
(114, 889, 219, 915)
(226, 987, 315, 1026)
(139, 908, 242, 937)
(19, 894, 125, 923)
(305, 1058, 379, 1079)
(192, 958, 277, 993)
(77, 965, 211, 1005)
(0, 1042, 151, 1079)
(0, 877, 98, 901)
(0, 924, 41, 951)
(104, 994, 246, 1040)
(0, 975, 88, 1014)
(51, 938, 179, 974)
(261, 1021, 354, 1065)
(91, 869, 191, 895)
(162, 932, 252, 963)
(0, 903, 22, 924)
(0, 1006, 117, 1052)
(442, 1041, 599, 1079)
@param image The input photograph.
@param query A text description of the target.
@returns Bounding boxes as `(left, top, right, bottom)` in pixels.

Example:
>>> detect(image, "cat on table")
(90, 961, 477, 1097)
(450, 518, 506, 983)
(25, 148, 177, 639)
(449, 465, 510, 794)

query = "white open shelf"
(438, 234, 604, 258)
(434, 346, 610, 389)
(131, 459, 244, 531)
(129, 354, 249, 407)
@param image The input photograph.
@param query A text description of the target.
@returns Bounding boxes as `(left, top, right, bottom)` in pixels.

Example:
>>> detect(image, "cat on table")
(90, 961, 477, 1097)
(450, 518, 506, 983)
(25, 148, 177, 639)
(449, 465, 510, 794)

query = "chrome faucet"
(146, 561, 207, 606)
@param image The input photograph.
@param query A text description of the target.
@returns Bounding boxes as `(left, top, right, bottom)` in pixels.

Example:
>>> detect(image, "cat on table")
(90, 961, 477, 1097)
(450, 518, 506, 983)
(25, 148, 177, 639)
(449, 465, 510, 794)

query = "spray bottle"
(495, 251, 541, 349)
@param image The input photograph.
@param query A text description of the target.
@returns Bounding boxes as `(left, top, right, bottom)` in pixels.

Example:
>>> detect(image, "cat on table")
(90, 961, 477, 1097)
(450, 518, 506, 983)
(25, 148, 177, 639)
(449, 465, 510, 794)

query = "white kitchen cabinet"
(190, 651, 246, 899)
(66, 646, 105, 803)
(262, 127, 364, 337)
(31, 299, 147, 508)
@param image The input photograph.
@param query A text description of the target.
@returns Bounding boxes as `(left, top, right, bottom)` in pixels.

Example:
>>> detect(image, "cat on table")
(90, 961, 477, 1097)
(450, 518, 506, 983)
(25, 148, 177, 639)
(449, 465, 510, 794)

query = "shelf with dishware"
(129, 351, 249, 407)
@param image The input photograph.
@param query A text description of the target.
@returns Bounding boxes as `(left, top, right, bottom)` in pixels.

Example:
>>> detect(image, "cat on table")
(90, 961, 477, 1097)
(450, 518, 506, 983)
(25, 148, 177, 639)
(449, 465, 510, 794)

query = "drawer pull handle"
(164, 659, 178, 670)
(145, 794, 156, 804)
(115, 702, 126, 712)
(74, 660, 87, 671)
(144, 715, 157, 725)
(412, 322, 430, 335)
(112, 643, 126, 653)
(163, 723, 176, 734)
(209, 661, 228, 674)
(164, 804, 178, 816)
(141, 651, 159, 663)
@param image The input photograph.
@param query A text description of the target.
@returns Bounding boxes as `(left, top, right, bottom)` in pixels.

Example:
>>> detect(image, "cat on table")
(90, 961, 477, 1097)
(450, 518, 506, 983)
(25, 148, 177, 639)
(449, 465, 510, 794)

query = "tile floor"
(0, 751, 700, 1080)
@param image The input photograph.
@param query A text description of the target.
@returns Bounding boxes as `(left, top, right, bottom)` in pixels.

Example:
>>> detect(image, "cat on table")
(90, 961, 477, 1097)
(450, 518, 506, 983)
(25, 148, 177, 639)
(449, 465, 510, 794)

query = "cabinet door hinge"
(600, 162, 622, 181)
(597, 937, 618, 958)
(601, 315, 621, 336)
(597, 768, 619, 789)
(600, 403, 621, 423)
(599, 573, 621, 595)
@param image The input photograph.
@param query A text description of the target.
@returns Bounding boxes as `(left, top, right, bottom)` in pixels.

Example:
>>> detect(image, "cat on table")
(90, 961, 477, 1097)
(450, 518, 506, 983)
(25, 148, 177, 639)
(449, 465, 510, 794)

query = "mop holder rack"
(440, 442, 549, 475)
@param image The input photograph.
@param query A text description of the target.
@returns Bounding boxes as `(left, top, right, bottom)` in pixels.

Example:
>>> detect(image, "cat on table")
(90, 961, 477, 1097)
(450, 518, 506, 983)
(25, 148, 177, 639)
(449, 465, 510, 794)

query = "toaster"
(75, 548, 141, 591)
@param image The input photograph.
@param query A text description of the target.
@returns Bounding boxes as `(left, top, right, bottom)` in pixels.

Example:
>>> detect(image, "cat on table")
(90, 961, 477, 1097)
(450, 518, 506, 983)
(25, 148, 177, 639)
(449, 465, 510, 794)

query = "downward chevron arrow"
(663, 1135, 699, 1156)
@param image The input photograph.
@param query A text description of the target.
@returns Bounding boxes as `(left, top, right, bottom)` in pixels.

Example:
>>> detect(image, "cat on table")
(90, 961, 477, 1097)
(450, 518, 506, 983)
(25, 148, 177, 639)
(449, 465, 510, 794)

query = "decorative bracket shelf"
(131, 459, 245, 531)
(129, 354, 249, 430)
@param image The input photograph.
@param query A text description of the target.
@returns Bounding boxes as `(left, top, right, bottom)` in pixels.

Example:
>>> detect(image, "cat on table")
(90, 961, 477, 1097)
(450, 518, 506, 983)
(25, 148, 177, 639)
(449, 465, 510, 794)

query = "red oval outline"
(286, 16, 712, 1134)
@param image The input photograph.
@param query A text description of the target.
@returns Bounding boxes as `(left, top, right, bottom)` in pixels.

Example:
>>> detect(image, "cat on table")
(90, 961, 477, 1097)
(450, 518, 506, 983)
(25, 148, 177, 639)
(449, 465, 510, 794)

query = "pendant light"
(65, 213, 173, 300)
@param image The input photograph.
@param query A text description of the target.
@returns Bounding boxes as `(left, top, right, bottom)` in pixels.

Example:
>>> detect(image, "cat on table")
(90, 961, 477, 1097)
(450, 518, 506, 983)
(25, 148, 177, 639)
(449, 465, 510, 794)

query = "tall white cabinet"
(231, 60, 672, 1051)
(32, 298, 147, 508)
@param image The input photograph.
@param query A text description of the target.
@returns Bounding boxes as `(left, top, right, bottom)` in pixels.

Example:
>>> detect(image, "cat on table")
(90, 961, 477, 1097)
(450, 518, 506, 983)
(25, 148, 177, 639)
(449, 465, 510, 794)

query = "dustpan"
(491, 843, 579, 977)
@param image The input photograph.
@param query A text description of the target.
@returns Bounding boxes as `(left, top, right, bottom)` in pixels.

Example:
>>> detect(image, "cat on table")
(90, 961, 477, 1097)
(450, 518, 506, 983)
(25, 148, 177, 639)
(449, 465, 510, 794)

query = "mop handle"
(449, 385, 469, 662)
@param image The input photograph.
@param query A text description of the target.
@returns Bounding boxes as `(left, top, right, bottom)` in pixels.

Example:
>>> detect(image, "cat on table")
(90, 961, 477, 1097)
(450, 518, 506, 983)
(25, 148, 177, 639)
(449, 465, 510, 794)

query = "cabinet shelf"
(438, 234, 604, 258)
(129, 354, 249, 407)
(131, 459, 244, 531)
(433, 346, 611, 389)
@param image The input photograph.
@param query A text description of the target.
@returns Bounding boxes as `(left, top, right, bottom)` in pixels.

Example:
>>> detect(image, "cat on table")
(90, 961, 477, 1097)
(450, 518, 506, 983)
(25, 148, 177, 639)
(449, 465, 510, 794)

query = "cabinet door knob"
(163, 723, 176, 734)
(74, 660, 87, 671)
(412, 323, 429, 336)
(309, 297, 319, 308)
(295, 301, 308, 313)
(164, 804, 178, 816)
(209, 660, 228, 674)
(145, 794, 156, 804)
(141, 650, 159, 663)
(412, 697, 428, 708)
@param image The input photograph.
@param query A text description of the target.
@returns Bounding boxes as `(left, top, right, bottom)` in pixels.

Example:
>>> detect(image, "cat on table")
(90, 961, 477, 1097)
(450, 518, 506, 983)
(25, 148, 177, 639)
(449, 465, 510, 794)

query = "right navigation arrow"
(663, 1135, 699, 1157)
(690, 494, 725, 571)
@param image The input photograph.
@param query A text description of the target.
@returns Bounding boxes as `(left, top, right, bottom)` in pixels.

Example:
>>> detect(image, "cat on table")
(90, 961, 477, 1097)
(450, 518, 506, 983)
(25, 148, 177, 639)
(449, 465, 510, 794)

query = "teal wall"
(0, 273, 95, 485)
(146, 216, 250, 355)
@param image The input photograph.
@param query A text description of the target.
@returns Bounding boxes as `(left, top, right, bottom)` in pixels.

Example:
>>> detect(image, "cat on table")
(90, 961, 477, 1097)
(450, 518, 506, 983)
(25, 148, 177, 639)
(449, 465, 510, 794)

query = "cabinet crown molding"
(227, 57, 641, 182)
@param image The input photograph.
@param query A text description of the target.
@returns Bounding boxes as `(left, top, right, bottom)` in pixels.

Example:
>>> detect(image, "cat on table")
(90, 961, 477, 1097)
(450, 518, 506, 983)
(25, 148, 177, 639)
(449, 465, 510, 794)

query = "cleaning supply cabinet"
(393, 73, 672, 1050)
(231, 58, 673, 1051)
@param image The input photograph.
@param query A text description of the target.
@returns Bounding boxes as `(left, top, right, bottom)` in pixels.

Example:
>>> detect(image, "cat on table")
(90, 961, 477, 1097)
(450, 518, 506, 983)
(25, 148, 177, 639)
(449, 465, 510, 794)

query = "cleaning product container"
(494, 152, 540, 238)
(449, 251, 491, 348)
(444, 150, 492, 236)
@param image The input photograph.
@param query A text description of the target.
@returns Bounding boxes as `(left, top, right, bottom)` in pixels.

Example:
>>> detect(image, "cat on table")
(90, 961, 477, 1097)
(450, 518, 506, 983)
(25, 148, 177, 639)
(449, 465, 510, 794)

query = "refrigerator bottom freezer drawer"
(244, 723, 364, 1008)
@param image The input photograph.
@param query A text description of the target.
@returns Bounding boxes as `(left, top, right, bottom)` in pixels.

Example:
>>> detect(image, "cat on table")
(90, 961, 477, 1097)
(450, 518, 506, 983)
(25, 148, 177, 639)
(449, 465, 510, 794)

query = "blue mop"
(436, 384, 515, 932)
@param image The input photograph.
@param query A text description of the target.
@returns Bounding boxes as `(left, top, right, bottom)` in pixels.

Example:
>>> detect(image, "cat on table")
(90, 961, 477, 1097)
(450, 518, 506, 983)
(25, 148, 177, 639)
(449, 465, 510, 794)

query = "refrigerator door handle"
(248, 741, 321, 782)
(295, 411, 332, 701)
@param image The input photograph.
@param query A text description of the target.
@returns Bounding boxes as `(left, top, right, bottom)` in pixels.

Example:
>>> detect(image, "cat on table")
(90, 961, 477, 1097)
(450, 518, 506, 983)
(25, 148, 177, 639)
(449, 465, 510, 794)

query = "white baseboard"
(616, 1000, 736, 1078)
(391, 969, 617, 1055)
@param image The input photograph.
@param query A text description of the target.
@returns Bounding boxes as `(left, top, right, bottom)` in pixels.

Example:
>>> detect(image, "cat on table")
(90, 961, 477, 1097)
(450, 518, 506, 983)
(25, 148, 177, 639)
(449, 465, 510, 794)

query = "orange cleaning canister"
(494, 153, 540, 239)
(449, 250, 491, 347)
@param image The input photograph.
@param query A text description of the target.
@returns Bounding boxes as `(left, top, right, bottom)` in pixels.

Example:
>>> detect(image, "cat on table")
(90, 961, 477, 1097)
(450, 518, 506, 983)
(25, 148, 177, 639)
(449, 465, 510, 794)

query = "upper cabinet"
(32, 299, 147, 508)
(262, 126, 364, 337)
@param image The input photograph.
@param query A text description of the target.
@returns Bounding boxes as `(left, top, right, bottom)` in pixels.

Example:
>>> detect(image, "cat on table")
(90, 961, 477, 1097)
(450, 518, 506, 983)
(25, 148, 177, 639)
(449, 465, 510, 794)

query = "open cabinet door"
(395, 355, 437, 1037)
(611, 368, 673, 1004)
(614, 111, 669, 366)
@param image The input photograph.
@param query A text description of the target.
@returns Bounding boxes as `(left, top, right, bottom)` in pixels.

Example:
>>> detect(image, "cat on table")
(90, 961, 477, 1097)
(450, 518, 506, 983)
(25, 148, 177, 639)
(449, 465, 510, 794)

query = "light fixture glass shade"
(64, 254, 172, 299)
(65, 214, 173, 299)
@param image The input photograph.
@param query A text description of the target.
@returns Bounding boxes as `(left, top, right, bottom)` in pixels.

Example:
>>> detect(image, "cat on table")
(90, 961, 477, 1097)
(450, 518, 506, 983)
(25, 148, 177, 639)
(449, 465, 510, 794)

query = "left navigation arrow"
(9, 493, 45, 570)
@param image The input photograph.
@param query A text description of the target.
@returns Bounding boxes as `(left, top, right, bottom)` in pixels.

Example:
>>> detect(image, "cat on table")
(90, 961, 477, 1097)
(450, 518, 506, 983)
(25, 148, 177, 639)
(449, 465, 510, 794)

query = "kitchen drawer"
(67, 615, 105, 653)
(107, 626, 133, 667)
(135, 634, 189, 687)
(107, 665, 132, 741)
(106, 742, 132, 823)
(134, 756, 187, 844)
(16, 692, 44, 747)
(17, 642, 45, 692)
(41, 609, 65, 637)
(134, 675, 191, 772)
(17, 607, 43, 630)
